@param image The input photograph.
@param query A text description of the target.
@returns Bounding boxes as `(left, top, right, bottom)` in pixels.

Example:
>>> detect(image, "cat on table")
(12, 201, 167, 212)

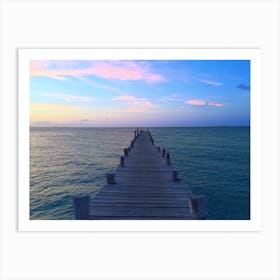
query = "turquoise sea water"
(30, 127, 250, 220)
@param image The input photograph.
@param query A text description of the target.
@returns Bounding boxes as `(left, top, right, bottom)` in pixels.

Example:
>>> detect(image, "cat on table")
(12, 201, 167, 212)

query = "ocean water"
(30, 127, 250, 220)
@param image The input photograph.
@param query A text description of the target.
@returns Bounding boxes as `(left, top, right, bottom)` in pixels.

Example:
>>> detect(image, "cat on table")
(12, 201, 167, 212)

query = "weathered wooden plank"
(95, 188, 190, 194)
(93, 198, 189, 203)
(90, 216, 192, 220)
(99, 184, 190, 190)
(97, 192, 190, 196)
(101, 185, 187, 189)
(97, 188, 191, 194)
(88, 130, 195, 220)
(95, 194, 191, 199)
(90, 207, 189, 217)
(90, 202, 189, 207)
(91, 196, 190, 202)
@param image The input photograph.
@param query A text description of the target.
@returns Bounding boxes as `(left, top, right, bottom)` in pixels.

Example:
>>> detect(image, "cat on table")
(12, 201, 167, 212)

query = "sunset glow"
(30, 60, 250, 127)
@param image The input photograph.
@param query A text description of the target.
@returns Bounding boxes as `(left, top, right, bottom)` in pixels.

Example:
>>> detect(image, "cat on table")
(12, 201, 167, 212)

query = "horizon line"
(30, 125, 250, 128)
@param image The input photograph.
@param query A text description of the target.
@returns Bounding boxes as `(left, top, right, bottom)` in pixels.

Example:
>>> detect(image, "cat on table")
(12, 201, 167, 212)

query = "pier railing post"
(73, 194, 90, 220)
(157, 147, 161, 152)
(189, 195, 207, 219)
(124, 148, 129, 157)
(120, 156, 125, 167)
(131, 140, 134, 148)
(166, 152, 170, 165)
(106, 173, 116, 184)
(172, 171, 180, 182)
(162, 148, 166, 157)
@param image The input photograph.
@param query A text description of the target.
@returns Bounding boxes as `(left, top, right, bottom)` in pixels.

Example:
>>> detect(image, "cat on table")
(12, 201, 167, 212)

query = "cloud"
(30, 61, 69, 81)
(127, 108, 146, 113)
(77, 76, 120, 92)
(236, 84, 250, 90)
(112, 94, 157, 112)
(197, 79, 222, 86)
(30, 60, 165, 83)
(186, 99, 224, 107)
(144, 101, 154, 108)
(43, 93, 96, 103)
(158, 94, 182, 102)
(207, 102, 224, 107)
(80, 119, 89, 122)
(186, 100, 206, 106)
(113, 95, 137, 101)
(30, 103, 79, 111)
(112, 95, 155, 107)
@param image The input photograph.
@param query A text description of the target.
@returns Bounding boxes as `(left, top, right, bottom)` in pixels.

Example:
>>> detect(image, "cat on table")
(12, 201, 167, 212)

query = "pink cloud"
(127, 108, 146, 113)
(186, 100, 224, 107)
(113, 95, 155, 107)
(30, 60, 165, 83)
(197, 79, 222, 86)
(207, 102, 224, 107)
(112, 95, 137, 101)
(144, 101, 154, 107)
(112, 95, 157, 112)
(186, 100, 207, 106)
(30, 61, 69, 81)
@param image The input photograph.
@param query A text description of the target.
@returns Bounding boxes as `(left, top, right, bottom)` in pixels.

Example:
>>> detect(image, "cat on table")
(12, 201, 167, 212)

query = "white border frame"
(18, 48, 262, 231)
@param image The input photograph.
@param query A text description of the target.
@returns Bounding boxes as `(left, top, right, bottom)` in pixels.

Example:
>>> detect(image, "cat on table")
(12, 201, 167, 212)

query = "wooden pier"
(73, 129, 207, 220)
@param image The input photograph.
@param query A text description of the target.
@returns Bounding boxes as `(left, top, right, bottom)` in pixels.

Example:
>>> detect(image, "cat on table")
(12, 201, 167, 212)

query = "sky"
(30, 59, 250, 127)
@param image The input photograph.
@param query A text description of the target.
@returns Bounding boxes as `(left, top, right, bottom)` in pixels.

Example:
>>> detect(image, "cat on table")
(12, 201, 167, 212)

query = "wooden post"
(120, 156, 125, 167)
(106, 173, 116, 184)
(189, 195, 207, 219)
(172, 171, 180, 182)
(166, 152, 170, 165)
(124, 148, 128, 157)
(157, 147, 161, 152)
(131, 140, 134, 148)
(162, 148, 166, 157)
(73, 194, 90, 220)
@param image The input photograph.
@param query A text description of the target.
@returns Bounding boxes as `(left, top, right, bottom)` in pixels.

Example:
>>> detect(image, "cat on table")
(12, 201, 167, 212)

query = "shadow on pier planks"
(73, 129, 207, 220)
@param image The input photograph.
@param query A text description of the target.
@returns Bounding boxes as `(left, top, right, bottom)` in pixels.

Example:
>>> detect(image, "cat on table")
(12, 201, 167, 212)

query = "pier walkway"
(73, 130, 207, 220)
